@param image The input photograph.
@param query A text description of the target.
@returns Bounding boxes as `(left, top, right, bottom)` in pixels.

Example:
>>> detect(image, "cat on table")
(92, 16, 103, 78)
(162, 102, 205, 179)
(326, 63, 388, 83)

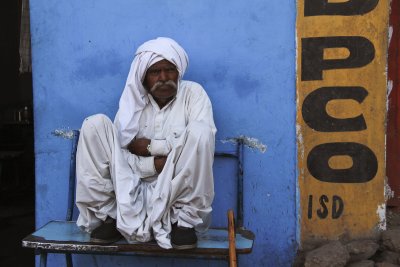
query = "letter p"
(301, 36, 375, 81)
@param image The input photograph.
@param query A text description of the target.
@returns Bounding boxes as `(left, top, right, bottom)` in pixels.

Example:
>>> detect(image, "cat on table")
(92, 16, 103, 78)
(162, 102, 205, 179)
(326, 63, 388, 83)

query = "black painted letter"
(302, 86, 368, 132)
(317, 195, 329, 219)
(302, 36, 375, 81)
(307, 142, 378, 183)
(304, 0, 379, 16)
(308, 195, 313, 219)
(332, 195, 344, 219)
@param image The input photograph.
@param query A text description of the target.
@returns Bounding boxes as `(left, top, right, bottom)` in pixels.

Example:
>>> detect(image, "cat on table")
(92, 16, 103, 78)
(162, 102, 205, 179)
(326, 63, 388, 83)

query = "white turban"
(114, 37, 189, 147)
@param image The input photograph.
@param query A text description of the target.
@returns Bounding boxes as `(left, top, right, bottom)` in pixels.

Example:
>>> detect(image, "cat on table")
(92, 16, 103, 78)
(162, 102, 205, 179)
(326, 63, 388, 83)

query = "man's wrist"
(149, 139, 169, 156)
(138, 156, 157, 177)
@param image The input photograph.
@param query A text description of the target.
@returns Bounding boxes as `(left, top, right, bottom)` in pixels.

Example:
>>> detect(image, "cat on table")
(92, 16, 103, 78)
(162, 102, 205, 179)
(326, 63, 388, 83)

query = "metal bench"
(22, 130, 254, 267)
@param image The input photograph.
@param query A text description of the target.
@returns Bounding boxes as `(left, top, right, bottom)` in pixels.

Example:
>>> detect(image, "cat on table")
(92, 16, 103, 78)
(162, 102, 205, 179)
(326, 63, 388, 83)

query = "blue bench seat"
(22, 220, 254, 259)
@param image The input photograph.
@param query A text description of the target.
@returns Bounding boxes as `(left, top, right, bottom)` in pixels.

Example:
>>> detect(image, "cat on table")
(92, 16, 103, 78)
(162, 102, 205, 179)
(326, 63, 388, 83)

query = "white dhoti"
(76, 114, 215, 249)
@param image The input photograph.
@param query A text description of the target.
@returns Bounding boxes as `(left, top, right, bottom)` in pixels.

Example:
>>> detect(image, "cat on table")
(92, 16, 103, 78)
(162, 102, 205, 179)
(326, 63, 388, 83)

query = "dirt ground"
(386, 208, 400, 230)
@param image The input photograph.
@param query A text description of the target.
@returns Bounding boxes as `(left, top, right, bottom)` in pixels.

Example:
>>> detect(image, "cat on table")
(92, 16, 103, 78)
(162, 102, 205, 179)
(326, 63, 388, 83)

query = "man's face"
(143, 59, 179, 103)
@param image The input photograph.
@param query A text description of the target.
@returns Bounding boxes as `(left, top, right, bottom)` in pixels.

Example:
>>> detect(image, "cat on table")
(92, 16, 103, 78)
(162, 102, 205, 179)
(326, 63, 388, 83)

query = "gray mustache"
(149, 80, 177, 93)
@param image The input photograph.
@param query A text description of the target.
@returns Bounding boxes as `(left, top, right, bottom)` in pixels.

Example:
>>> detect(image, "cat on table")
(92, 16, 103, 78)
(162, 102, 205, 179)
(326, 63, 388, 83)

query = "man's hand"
(154, 156, 167, 174)
(128, 138, 151, 156)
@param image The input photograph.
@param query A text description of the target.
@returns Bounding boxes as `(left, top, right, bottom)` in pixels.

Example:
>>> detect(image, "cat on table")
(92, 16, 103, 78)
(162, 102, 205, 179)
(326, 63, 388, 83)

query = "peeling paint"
(296, 124, 304, 159)
(385, 181, 395, 201)
(387, 80, 393, 114)
(388, 80, 393, 97)
(221, 136, 267, 153)
(296, 124, 305, 180)
(52, 128, 75, 139)
(388, 25, 393, 46)
(376, 204, 386, 231)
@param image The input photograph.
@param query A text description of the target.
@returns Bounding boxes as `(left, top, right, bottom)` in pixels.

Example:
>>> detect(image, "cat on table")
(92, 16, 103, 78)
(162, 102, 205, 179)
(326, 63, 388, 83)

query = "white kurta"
(76, 81, 216, 249)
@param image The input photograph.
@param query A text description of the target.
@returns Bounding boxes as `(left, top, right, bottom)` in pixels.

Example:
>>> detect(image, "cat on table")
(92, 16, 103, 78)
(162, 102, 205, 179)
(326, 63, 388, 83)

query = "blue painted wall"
(30, 0, 297, 266)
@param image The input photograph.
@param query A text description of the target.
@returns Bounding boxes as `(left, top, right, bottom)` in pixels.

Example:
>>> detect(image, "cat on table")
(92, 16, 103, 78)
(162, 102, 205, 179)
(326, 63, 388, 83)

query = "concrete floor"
(0, 189, 35, 267)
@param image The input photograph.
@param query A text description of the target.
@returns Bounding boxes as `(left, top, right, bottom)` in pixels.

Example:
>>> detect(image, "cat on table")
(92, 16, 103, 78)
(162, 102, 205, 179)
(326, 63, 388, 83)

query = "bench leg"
(66, 253, 73, 267)
(228, 209, 237, 267)
(39, 251, 47, 267)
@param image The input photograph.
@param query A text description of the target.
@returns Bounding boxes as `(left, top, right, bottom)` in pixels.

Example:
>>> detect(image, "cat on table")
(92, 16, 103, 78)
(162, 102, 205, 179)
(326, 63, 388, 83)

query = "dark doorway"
(0, 0, 35, 266)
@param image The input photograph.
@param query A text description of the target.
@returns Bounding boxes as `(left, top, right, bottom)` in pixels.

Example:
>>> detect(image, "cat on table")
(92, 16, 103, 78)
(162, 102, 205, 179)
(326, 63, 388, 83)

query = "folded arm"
(128, 138, 167, 175)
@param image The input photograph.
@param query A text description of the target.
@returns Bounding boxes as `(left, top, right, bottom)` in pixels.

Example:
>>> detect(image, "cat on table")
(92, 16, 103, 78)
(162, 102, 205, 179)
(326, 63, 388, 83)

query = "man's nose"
(159, 70, 167, 81)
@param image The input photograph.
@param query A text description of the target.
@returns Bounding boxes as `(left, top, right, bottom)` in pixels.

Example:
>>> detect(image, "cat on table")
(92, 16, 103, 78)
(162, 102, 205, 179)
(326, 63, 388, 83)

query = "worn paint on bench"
(22, 220, 254, 257)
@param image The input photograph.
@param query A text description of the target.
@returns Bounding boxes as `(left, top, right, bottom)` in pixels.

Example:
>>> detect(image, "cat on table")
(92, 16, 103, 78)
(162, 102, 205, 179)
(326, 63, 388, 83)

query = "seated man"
(75, 37, 216, 250)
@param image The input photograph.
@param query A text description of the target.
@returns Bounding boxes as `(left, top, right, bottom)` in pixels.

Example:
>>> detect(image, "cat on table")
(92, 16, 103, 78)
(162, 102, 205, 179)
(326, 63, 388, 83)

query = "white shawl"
(114, 37, 189, 147)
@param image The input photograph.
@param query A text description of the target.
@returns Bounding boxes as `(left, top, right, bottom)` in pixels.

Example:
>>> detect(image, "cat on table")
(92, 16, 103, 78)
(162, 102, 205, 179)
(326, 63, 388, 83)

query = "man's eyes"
(166, 68, 177, 72)
(148, 68, 177, 75)
(148, 69, 160, 75)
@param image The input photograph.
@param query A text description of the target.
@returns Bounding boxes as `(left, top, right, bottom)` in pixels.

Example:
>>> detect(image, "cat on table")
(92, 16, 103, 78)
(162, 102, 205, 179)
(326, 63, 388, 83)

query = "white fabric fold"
(76, 113, 215, 248)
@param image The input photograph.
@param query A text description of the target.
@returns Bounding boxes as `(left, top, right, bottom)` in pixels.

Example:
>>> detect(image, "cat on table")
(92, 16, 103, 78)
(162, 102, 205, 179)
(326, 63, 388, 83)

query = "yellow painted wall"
(297, 0, 389, 243)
